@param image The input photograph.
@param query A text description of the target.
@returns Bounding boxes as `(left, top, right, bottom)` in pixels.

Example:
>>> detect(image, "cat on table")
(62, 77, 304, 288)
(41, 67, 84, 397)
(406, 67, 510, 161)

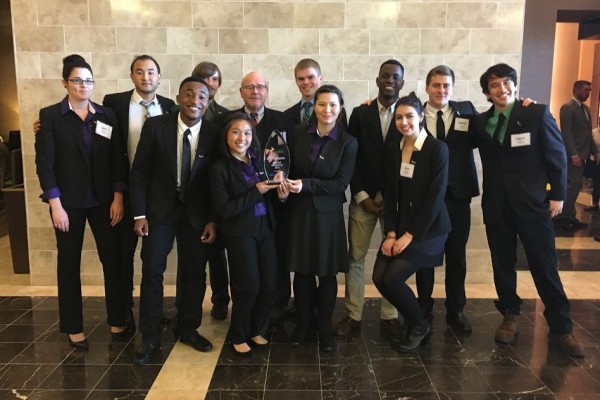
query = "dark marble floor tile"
(94, 364, 162, 390)
(495, 394, 556, 400)
(265, 364, 321, 390)
(320, 364, 377, 391)
(0, 297, 45, 310)
(367, 345, 423, 366)
(372, 365, 434, 392)
(210, 365, 268, 390)
(437, 393, 499, 400)
(427, 365, 491, 392)
(33, 297, 59, 311)
(37, 364, 108, 390)
(26, 390, 90, 400)
(418, 342, 471, 366)
(0, 342, 28, 363)
(0, 310, 26, 325)
(264, 390, 322, 400)
(0, 324, 50, 343)
(545, 366, 600, 393)
(11, 342, 73, 364)
(13, 309, 60, 325)
(85, 390, 148, 400)
(379, 391, 439, 399)
(322, 391, 380, 400)
(267, 343, 319, 365)
(320, 342, 369, 365)
(61, 342, 127, 365)
(205, 390, 264, 400)
(478, 366, 550, 394)
(0, 363, 57, 389)
(554, 394, 600, 400)
(0, 390, 34, 400)
(570, 311, 600, 329)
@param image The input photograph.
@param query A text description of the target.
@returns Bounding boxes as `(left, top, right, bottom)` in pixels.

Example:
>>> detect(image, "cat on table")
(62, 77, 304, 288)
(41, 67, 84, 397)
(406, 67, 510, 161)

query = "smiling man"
(334, 59, 404, 342)
(473, 63, 584, 358)
(415, 65, 479, 332)
(129, 76, 221, 365)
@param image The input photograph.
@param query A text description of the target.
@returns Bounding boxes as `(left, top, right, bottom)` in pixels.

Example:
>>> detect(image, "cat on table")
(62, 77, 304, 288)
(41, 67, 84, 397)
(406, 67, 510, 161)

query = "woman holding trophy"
(209, 113, 287, 357)
(280, 85, 358, 352)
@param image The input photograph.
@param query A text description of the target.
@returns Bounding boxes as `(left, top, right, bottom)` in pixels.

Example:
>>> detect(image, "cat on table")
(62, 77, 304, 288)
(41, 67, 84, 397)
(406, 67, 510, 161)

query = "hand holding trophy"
(263, 130, 290, 185)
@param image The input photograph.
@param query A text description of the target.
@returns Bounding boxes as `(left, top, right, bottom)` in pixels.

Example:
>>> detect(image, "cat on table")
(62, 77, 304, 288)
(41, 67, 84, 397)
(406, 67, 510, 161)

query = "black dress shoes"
(446, 312, 473, 332)
(134, 342, 161, 365)
(319, 332, 336, 353)
(289, 326, 307, 348)
(394, 324, 431, 353)
(210, 305, 228, 321)
(180, 331, 213, 352)
(111, 329, 135, 342)
(68, 337, 89, 350)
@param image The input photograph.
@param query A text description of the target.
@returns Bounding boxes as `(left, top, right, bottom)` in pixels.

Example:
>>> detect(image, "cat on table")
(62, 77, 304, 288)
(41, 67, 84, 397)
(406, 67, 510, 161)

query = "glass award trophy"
(263, 130, 290, 185)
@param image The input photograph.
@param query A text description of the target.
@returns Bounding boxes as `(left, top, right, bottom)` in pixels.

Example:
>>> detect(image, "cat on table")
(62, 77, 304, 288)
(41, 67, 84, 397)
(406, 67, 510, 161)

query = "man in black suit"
(473, 63, 584, 357)
(415, 65, 479, 332)
(334, 60, 404, 341)
(284, 58, 348, 130)
(555, 80, 598, 230)
(190, 61, 231, 320)
(130, 76, 219, 365)
(103, 55, 175, 333)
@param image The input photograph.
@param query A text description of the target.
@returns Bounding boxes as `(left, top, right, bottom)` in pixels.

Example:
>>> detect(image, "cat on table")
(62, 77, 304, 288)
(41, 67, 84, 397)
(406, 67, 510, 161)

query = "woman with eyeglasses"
(35, 54, 130, 349)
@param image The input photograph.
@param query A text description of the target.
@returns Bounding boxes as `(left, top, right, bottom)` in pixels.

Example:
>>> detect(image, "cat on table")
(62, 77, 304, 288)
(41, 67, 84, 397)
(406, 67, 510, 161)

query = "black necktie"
(436, 110, 446, 141)
(301, 102, 312, 125)
(493, 113, 506, 146)
(179, 129, 191, 201)
(250, 113, 259, 127)
(582, 103, 591, 123)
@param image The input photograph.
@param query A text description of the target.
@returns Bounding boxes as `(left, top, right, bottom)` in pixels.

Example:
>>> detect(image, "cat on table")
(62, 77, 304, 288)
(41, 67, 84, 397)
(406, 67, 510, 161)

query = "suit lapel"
(502, 101, 524, 150)
(162, 113, 179, 182)
(190, 122, 210, 179)
(367, 101, 386, 147)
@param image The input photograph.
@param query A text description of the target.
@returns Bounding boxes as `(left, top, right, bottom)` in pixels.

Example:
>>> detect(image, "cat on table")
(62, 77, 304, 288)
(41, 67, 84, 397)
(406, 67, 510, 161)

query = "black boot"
(394, 323, 430, 352)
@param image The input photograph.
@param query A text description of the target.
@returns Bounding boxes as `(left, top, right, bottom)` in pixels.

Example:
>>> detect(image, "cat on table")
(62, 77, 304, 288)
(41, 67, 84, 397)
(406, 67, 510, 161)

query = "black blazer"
(288, 124, 358, 212)
(348, 100, 400, 199)
(204, 100, 229, 124)
(423, 100, 479, 200)
(209, 156, 276, 237)
(129, 112, 220, 231)
(35, 100, 127, 207)
(220, 107, 294, 149)
(473, 101, 567, 225)
(102, 90, 175, 164)
(284, 101, 349, 131)
(383, 134, 451, 241)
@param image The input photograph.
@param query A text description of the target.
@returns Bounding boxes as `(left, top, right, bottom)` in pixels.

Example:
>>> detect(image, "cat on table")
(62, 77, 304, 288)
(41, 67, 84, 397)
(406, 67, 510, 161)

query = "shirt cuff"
(40, 187, 61, 201)
(354, 191, 369, 204)
(113, 182, 127, 192)
(134, 215, 146, 220)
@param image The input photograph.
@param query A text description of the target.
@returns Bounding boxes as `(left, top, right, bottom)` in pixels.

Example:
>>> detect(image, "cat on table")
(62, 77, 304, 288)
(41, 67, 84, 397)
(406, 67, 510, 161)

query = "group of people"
(34, 53, 587, 366)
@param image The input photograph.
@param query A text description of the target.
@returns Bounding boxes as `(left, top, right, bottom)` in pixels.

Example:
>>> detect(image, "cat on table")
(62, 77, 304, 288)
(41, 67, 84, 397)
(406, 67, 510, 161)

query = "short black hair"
(62, 54, 92, 81)
(480, 63, 517, 95)
(314, 84, 344, 106)
(573, 80, 591, 91)
(178, 76, 209, 91)
(218, 112, 261, 159)
(130, 54, 161, 74)
(379, 59, 404, 76)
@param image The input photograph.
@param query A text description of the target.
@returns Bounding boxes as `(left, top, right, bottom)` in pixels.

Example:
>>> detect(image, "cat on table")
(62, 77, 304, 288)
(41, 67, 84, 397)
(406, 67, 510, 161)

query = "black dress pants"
(208, 241, 230, 309)
(138, 202, 209, 344)
(55, 203, 125, 333)
(293, 273, 337, 339)
(117, 195, 137, 314)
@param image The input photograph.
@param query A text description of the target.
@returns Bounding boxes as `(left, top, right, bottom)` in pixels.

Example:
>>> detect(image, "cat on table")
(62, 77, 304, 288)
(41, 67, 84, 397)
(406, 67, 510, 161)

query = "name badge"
(95, 121, 113, 139)
(400, 162, 415, 178)
(454, 117, 469, 132)
(511, 132, 531, 147)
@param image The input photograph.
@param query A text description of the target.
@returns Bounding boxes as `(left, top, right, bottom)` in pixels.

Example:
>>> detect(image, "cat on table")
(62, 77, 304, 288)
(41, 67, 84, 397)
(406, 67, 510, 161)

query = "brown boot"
(334, 316, 361, 337)
(495, 313, 519, 344)
(548, 333, 586, 357)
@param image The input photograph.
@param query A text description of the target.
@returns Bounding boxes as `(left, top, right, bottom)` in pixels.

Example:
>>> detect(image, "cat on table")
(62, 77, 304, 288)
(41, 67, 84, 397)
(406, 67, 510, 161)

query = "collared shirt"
(400, 128, 428, 151)
(377, 99, 396, 140)
(307, 122, 340, 170)
(424, 103, 453, 139)
(485, 102, 515, 146)
(129, 91, 163, 167)
(177, 114, 202, 188)
(233, 150, 267, 217)
(244, 106, 265, 125)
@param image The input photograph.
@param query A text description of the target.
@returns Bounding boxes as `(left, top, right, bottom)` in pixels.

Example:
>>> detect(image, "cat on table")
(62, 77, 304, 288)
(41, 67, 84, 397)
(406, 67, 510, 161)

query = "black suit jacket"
(284, 101, 349, 131)
(209, 156, 276, 237)
(129, 112, 220, 231)
(348, 100, 400, 199)
(288, 124, 358, 212)
(102, 90, 175, 164)
(383, 134, 451, 240)
(473, 101, 567, 225)
(423, 100, 479, 200)
(204, 100, 229, 124)
(220, 107, 294, 149)
(36, 100, 127, 207)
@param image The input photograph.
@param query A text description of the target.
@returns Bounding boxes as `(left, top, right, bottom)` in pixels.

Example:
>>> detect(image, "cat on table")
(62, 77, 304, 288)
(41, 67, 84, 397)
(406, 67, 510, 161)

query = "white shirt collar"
(177, 114, 202, 137)
(131, 90, 158, 106)
(400, 128, 428, 151)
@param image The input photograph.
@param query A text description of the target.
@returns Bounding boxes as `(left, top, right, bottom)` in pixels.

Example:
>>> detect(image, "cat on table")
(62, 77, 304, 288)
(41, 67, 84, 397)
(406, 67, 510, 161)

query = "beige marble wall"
(10, 0, 525, 285)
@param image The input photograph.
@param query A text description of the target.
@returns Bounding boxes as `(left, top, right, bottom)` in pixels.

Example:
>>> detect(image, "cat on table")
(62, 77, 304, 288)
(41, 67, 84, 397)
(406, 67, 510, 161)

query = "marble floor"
(0, 195, 599, 399)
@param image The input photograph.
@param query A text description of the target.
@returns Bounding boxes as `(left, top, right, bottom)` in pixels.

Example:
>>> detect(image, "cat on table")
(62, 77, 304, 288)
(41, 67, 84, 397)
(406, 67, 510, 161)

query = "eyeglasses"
(241, 84, 267, 92)
(68, 78, 95, 86)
